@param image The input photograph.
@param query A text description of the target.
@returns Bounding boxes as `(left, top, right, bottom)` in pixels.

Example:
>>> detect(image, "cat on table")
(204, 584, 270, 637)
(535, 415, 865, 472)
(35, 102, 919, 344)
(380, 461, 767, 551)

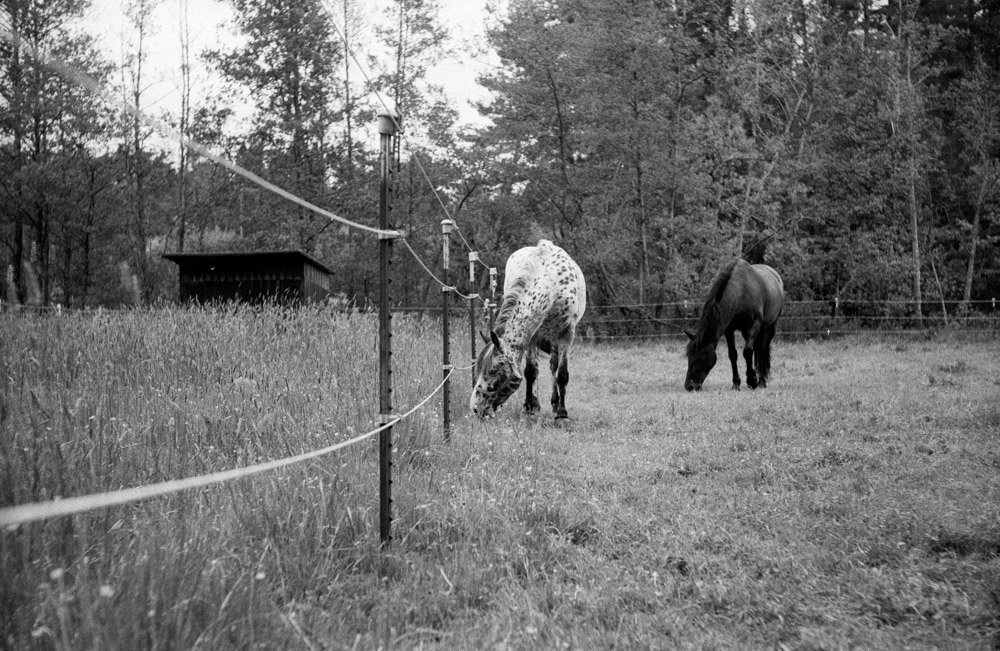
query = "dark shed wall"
(163, 251, 332, 304)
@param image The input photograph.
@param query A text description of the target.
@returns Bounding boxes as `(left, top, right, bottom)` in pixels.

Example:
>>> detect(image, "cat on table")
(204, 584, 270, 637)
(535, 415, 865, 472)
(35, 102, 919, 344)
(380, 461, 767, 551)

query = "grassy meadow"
(1, 305, 998, 650)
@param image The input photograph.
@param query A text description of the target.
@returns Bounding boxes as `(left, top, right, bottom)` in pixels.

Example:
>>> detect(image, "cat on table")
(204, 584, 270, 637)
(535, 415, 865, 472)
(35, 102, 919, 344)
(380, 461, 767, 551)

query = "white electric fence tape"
(0, 370, 453, 529)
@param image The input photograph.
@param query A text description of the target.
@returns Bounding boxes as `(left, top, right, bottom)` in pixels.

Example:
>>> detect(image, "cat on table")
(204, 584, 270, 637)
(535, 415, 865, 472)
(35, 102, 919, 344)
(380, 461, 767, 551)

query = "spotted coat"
(470, 240, 586, 419)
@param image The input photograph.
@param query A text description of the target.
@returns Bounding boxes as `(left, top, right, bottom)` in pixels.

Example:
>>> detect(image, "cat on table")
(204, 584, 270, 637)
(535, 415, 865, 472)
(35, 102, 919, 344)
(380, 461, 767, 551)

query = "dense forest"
(2, 0, 999, 316)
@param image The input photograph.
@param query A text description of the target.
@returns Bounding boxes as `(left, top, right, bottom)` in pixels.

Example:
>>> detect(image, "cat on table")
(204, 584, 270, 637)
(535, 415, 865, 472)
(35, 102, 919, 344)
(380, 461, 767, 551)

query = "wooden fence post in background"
(377, 109, 399, 547)
(441, 218, 455, 442)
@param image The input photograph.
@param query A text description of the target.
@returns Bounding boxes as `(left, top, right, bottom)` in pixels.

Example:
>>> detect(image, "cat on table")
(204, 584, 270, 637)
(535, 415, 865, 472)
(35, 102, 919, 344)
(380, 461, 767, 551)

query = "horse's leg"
(523, 349, 541, 413)
(744, 320, 762, 389)
(726, 329, 741, 390)
(756, 322, 776, 388)
(549, 343, 570, 419)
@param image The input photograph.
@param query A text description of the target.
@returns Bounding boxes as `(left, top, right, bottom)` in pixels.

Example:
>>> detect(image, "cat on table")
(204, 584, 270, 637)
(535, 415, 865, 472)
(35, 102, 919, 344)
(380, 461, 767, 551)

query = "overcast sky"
(80, 0, 499, 132)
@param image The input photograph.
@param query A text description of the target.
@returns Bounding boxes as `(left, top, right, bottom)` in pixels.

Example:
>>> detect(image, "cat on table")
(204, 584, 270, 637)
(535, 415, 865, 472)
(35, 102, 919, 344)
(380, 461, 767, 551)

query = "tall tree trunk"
(177, 0, 191, 252)
(961, 178, 989, 311)
(342, 0, 355, 177)
(631, 57, 649, 305)
(907, 156, 922, 314)
(33, 200, 50, 304)
(128, 1, 153, 302)
(9, 10, 25, 302)
(904, 35, 922, 317)
(83, 171, 99, 305)
(636, 157, 648, 305)
(31, 80, 50, 304)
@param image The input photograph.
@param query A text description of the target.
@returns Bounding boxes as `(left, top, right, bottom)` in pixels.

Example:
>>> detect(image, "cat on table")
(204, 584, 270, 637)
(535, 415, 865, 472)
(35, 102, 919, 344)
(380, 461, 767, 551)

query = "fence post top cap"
(441, 218, 455, 233)
(377, 110, 401, 135)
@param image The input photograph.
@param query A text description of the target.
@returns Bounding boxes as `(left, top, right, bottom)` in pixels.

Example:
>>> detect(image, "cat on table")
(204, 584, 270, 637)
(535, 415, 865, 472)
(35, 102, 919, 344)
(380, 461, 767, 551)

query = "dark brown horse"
(685, 259, 784, 391)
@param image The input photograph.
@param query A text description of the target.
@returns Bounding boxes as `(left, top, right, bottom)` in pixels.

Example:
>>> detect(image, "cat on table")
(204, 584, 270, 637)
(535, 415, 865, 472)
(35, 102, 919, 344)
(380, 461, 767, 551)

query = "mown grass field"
(1, 306, 998, 650)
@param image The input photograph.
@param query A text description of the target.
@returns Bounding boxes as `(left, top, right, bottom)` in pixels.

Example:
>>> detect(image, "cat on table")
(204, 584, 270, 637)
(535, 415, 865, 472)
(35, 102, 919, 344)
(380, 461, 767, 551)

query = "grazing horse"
(470, 240, 586, 419)
(685, 258, 784, 392)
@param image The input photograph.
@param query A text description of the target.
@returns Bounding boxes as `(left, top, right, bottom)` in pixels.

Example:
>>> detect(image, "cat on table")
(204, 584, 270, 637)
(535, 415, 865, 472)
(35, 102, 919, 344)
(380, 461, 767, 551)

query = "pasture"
(1, 306, 998, 650)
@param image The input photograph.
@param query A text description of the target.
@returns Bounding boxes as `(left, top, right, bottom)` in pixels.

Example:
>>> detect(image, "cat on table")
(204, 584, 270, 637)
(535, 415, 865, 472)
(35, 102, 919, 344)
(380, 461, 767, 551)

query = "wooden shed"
(162, 250, 333, 304)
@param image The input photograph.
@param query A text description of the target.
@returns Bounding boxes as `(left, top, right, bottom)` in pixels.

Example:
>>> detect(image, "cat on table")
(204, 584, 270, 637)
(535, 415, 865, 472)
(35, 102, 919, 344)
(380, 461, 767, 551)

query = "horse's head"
(684, 329, 716, 391)
(470, 330, 522, 418)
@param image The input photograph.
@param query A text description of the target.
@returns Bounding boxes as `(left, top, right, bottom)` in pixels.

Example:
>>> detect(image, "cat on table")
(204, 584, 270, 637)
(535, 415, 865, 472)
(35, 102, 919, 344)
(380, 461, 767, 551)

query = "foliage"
(466, 0, 1000, 307)
(206, 0, 346, 250)
(3, 0, 1000, 313)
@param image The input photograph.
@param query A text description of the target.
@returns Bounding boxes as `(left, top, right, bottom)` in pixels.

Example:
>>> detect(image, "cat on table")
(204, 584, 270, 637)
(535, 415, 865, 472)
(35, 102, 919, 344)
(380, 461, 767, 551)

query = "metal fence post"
(441, 219, 455, 442)
(377, 109, 399, 547)
(468, 251, 479, 386)
(489, 266, 498, 330)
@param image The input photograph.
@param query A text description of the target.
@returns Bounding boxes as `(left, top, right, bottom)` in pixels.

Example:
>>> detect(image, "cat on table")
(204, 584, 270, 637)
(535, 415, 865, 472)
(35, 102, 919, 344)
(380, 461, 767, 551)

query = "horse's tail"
(757, 321, 777, 382)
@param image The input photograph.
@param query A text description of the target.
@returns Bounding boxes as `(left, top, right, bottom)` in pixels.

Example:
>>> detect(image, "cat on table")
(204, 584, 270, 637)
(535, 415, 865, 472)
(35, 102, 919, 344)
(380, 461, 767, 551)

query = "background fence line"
(394, 298, 1000, 338)
(7, 299, 997, 334)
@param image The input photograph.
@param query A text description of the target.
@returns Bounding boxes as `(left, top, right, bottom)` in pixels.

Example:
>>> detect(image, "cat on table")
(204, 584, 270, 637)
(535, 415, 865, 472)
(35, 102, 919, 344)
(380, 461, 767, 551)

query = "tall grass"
(1, 310, 998, 650)
(0, 304, 443, 650)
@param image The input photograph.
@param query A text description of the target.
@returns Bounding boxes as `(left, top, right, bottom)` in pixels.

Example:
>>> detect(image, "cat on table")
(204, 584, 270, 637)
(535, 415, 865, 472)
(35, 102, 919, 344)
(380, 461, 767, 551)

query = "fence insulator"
(441, 219, 455, 269)
(469, 251, 479, 284)
(377, 109, 401, 135)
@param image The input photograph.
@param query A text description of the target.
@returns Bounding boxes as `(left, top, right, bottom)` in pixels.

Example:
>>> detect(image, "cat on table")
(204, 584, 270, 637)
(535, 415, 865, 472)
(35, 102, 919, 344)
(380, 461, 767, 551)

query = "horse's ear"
(479, 330, 490, 344)
(490, 330, 503, 350)
(684, 329, 695, 341)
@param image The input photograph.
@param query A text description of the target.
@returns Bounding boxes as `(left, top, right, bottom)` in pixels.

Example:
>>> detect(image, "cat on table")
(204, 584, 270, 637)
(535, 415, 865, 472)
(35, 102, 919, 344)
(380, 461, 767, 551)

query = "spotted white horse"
(470, 240, 586, 419)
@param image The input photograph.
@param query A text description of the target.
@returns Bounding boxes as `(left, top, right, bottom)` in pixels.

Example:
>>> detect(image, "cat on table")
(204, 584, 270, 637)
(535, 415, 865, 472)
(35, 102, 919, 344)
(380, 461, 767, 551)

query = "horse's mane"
(494, 275, 530, 336)
(696, 259, 740, 339)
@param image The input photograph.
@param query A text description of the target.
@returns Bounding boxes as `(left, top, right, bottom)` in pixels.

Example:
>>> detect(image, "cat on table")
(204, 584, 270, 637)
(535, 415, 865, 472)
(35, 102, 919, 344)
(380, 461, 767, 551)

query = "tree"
(176, 0, 192, 252)
(880, 0, 949, 315)
(372, 0, 460, 306)
(477, 0, 715, 303)
(208, 0, 344, 251)
(0, 0, 115, 305)
(333, 0, 366, 179)
(120, 0, 162, 301)
(949, 59, 1000, 311)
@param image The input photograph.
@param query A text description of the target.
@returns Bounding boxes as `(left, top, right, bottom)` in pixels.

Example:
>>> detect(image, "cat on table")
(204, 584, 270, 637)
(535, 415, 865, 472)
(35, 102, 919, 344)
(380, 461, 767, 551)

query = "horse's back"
(504, 245, 541, 293)
(749, 263, 784, 324)
(504, 240, 586, 338)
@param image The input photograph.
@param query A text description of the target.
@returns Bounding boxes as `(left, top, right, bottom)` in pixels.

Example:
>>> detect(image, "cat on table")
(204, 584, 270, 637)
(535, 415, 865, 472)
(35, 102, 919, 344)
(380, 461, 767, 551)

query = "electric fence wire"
(319, 0, 494, 273)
